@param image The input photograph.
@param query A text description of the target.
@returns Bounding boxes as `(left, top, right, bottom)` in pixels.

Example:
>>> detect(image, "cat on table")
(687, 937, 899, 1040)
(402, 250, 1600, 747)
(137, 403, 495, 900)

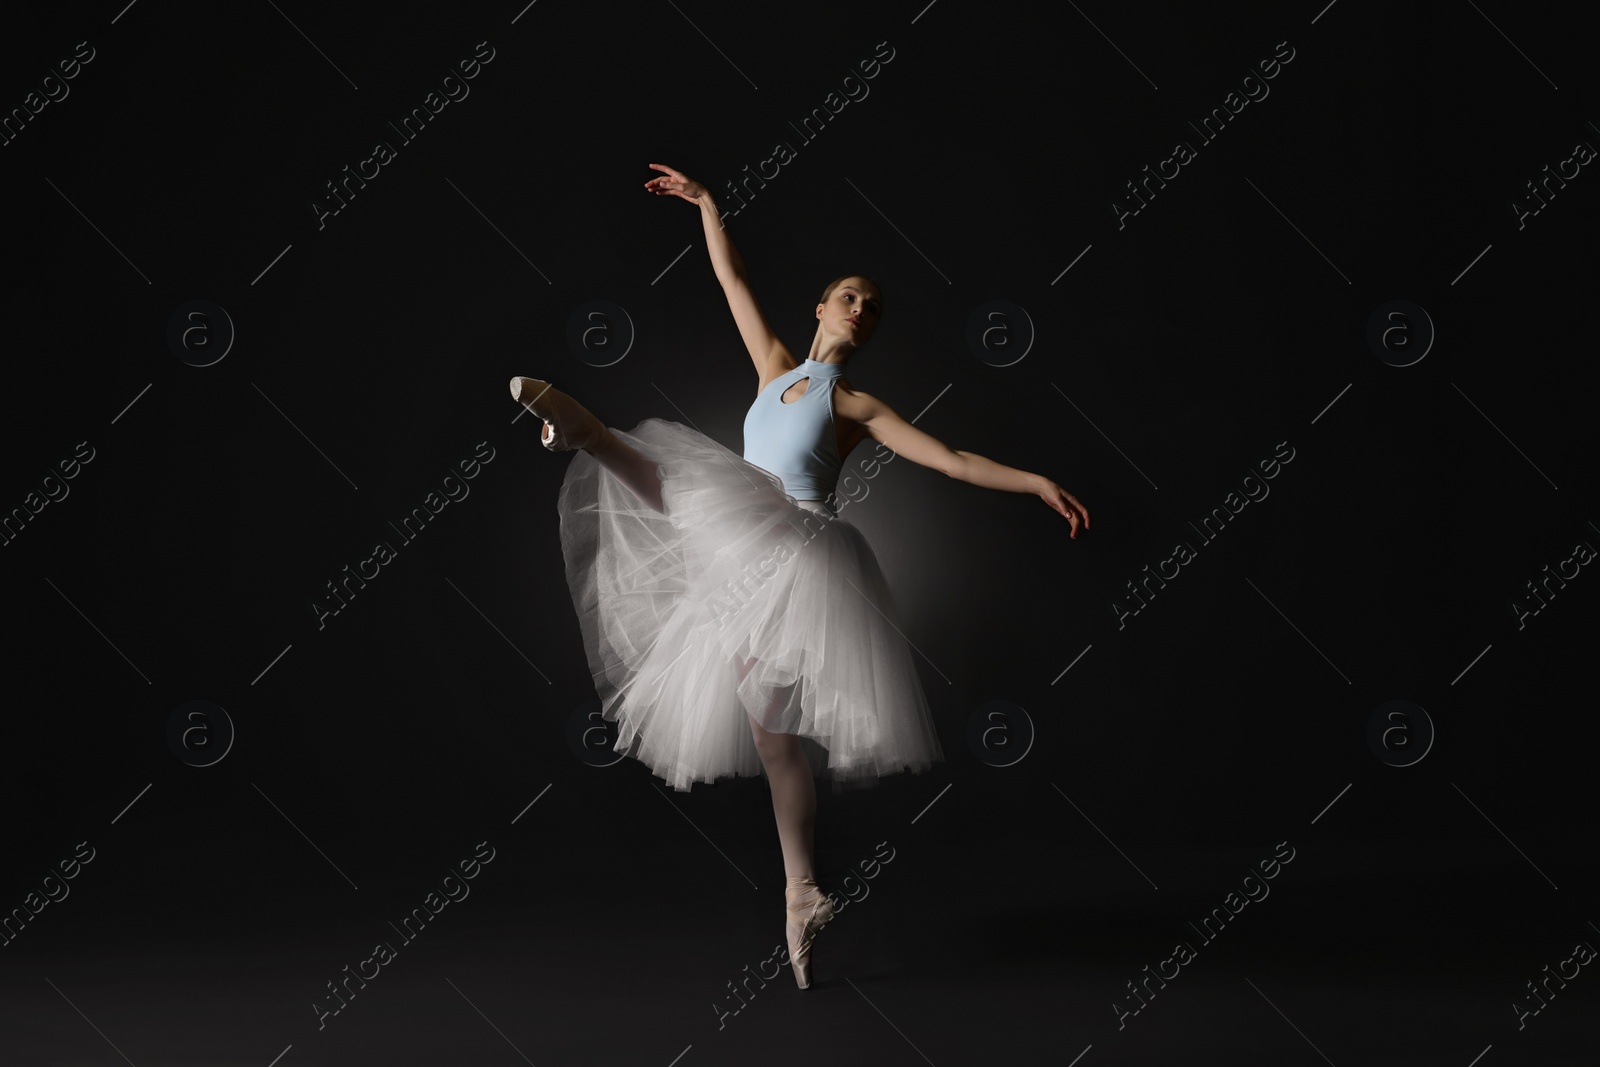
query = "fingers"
(1052, 492, 1089, 538)
(1066, 492, 1090, 530)
(644, 176, 694, 199)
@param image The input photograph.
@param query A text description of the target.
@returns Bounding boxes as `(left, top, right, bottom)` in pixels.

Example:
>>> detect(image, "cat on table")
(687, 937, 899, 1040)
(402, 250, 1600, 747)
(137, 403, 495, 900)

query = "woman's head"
(814, 274, 884, 353)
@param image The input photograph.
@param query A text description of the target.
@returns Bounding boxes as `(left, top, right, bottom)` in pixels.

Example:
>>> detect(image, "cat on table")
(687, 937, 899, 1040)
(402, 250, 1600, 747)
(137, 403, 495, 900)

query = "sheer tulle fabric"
(555, 417, 944, 792)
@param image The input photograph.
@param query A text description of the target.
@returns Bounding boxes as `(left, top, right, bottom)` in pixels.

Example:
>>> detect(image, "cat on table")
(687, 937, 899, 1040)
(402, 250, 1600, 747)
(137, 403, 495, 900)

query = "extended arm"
(694, 190, 745, 286)
(645, 164, 789, 377)
(696, 192, 791, 374)
(857, 391, 1090, 536)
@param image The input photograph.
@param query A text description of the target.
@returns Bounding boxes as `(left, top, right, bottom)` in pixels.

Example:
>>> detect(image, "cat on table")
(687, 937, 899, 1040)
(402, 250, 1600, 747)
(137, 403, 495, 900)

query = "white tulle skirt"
(555, 418, 945, 793)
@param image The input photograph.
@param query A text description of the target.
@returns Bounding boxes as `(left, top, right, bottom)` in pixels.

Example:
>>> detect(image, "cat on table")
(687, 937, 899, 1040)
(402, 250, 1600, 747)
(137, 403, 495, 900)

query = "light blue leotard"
(742, 358, 845, 505)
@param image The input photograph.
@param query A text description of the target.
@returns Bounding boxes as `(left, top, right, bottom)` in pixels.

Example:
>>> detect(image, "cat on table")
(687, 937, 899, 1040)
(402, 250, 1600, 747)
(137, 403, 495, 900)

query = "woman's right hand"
(644, 163, 711, 204)
(1039, 480, 1091, 539)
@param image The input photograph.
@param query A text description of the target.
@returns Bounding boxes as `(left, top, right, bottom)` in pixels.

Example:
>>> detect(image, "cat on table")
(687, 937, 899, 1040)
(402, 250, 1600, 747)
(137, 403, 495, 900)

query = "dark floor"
(4, 776, 1594, 1066)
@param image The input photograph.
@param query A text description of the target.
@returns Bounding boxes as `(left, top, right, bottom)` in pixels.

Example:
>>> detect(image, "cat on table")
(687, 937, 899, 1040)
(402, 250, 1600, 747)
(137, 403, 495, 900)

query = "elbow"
(942, 450, 966, 481)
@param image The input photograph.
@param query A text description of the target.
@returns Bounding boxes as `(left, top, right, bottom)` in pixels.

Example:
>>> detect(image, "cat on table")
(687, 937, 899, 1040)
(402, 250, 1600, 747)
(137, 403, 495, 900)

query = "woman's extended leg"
(511, 377, 663, 511)
(586, 433, 664, 513)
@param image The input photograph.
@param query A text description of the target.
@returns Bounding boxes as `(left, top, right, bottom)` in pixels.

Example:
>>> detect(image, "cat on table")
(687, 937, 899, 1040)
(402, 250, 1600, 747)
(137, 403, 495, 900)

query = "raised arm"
(644, 163, 792, 381)
(853, 390, 1091, 537)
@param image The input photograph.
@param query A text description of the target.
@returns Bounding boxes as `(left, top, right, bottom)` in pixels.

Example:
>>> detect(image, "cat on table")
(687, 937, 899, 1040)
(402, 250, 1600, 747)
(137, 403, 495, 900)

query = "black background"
(3, 0, 1597, 1063)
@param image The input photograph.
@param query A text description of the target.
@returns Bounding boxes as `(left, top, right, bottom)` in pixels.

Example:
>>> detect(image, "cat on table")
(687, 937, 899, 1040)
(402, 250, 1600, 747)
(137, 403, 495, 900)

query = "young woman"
(511, 163, 1089, 989)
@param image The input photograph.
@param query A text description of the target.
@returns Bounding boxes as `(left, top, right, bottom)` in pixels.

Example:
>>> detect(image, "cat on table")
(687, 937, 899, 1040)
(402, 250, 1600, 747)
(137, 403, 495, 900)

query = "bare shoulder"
(754, 349, 800, 396)
(833, 383, 961, 476)
(830, 381, 880, 464)
(832, 383, 886, 423)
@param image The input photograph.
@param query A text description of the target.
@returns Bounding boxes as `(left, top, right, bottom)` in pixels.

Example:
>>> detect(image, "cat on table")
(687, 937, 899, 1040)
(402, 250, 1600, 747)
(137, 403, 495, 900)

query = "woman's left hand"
(1040, 481, 1090, 539)
(644, 163, 710, 204)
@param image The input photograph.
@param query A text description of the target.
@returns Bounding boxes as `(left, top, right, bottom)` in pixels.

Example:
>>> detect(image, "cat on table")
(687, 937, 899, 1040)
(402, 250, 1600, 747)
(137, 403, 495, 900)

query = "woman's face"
(819, 278, 882, 348)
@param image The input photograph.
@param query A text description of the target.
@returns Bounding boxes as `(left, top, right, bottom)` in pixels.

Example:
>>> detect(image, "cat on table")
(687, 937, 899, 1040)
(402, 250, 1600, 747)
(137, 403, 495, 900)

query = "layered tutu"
(555, 418, 945, 792)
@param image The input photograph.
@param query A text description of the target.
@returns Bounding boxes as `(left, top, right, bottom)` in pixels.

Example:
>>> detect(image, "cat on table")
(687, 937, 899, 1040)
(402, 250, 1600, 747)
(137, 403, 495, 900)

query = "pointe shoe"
(784, 876, 836, 990)
(509, 377, 613, 453)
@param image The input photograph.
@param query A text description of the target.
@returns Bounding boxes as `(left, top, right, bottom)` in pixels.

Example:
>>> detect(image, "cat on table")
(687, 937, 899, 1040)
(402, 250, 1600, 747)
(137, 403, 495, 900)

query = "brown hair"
(818, 274, 884, 319)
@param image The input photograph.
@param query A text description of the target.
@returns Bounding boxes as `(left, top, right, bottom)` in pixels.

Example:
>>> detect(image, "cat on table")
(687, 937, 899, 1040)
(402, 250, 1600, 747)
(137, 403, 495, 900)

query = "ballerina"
(510, 162, 1090, 989)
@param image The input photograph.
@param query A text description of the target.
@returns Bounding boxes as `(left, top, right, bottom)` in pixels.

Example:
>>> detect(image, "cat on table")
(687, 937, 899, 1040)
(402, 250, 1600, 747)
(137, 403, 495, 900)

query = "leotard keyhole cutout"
(781, 377, 811, 405)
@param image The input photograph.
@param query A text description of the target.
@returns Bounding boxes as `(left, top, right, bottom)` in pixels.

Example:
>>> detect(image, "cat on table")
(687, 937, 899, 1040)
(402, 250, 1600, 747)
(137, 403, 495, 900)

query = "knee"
(748, 716, 799, 763)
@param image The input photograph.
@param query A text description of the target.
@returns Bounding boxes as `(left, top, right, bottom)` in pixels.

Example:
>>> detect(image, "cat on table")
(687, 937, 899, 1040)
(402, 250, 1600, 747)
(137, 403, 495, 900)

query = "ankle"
(785, 877, 822, 903)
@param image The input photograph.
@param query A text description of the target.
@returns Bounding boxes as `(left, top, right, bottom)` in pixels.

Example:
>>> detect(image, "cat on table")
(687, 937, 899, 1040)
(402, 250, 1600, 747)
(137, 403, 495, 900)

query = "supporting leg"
(749, 698, 836, 989)
(748, 710, 818, 879)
